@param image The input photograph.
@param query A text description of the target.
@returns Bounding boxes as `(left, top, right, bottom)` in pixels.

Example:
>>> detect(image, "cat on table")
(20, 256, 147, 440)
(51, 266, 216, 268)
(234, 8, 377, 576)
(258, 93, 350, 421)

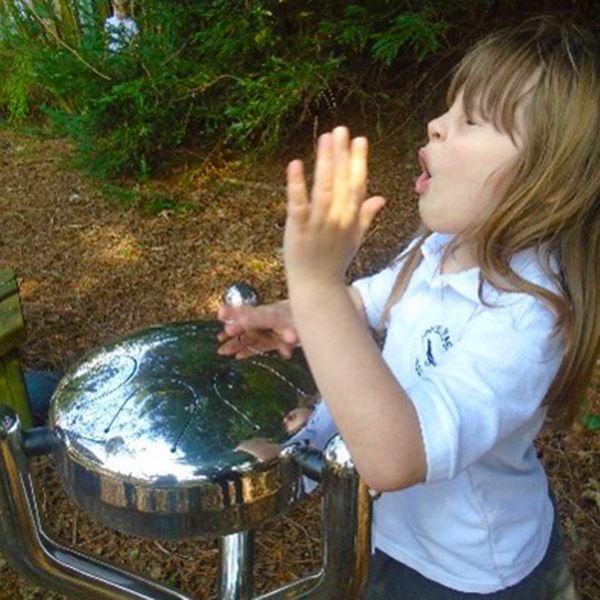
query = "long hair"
(380, 16, 600, 428)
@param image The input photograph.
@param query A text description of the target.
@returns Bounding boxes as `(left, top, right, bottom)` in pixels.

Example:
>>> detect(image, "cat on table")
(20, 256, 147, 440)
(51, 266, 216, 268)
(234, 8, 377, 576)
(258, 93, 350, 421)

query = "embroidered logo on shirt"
(415, 325, 453, 376)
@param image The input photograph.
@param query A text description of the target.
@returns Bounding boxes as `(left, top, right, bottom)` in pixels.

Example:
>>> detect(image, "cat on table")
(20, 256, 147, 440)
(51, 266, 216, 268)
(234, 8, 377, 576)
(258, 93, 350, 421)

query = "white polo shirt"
(339, 232, 564, 593)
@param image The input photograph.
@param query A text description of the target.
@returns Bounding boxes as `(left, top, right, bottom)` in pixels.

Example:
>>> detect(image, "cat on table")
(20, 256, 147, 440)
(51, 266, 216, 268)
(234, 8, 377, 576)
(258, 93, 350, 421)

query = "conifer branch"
(25, 1, 111, 81)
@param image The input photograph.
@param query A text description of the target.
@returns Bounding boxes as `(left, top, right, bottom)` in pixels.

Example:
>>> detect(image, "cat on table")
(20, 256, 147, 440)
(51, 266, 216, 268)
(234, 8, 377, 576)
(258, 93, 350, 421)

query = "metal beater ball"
(223, 283, 260, 307)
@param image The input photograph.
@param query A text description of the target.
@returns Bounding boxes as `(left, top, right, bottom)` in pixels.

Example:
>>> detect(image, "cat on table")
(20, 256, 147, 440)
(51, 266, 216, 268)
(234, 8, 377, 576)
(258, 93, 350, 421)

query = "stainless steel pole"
(219, 531, 255, 600)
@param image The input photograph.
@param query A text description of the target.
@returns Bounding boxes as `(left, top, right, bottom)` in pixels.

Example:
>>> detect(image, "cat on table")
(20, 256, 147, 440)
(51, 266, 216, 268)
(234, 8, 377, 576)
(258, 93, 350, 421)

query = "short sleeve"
(406, 297, 563, 484)
(352, 239, 420, 329)
(352, 266, 400, 329)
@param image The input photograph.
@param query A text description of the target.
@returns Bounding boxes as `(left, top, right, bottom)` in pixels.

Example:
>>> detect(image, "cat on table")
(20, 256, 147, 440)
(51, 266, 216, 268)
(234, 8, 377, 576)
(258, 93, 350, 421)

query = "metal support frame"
(0, 406, 371, 600)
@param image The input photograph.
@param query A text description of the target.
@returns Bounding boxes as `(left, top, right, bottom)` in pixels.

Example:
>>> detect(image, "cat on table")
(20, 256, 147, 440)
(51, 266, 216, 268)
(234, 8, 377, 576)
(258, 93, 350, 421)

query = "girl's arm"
(284, 127, 426, 492)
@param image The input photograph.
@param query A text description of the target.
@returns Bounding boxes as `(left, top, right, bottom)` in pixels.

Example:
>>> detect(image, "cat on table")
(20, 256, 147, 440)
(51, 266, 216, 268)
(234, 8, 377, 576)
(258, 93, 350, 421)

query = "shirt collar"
(417, 233, 480, 304)
(418, 233, 554, 305)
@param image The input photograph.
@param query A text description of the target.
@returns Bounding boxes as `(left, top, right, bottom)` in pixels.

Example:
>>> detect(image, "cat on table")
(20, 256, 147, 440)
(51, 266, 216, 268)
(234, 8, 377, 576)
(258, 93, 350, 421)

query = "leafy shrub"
(0, 0, 462, 179)
(371, 10, 449, 64)
(1, 51, 35, 122)
(318, 3, 449, 63)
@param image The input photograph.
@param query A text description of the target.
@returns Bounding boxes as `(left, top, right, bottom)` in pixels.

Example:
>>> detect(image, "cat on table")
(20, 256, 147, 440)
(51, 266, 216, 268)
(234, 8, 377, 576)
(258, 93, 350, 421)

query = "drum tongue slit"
(103, 389, 136, 434)
(212, 373, 261, 433)
(236, 334, 313, 399)
(170, 403, 199, 453)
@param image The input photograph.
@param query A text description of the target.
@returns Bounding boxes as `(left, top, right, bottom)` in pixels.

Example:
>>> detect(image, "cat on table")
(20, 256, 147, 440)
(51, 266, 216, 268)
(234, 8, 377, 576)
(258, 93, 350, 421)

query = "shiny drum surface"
(49, 321, 318, 539)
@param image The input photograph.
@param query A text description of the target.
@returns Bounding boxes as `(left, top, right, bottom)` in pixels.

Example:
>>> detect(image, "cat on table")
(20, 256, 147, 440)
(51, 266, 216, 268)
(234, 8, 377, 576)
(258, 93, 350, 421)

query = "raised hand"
(217, 302, 299, 359)
(284, 127, 385, 290)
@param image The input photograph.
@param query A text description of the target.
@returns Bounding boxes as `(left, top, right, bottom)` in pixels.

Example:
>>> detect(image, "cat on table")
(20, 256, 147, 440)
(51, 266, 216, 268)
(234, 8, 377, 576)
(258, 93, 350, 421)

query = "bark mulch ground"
(0, 126, 598, 599)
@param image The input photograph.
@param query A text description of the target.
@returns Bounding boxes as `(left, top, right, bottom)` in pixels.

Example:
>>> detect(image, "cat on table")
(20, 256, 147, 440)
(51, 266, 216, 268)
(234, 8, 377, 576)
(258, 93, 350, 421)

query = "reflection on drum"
(0, 312, 372, 599)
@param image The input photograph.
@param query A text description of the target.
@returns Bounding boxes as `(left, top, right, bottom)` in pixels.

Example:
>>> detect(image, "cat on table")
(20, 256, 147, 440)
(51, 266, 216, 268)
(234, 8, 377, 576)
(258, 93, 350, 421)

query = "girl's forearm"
(288, 281, 426, 492)
(280, 286, 369, 331)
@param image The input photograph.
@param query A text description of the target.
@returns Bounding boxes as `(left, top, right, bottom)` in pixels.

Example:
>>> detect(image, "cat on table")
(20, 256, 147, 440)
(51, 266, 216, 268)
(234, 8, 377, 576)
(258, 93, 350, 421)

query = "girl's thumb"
(359, 195, 386, 235)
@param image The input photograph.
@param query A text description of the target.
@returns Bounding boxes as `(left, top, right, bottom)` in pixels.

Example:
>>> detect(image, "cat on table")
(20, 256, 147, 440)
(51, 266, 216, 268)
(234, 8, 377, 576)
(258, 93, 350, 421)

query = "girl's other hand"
(217, 302, 299, 359)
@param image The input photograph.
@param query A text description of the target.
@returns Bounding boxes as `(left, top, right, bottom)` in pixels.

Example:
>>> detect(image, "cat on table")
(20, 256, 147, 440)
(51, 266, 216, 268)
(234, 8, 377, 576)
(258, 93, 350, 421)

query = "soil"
(0, 124, 598, 599)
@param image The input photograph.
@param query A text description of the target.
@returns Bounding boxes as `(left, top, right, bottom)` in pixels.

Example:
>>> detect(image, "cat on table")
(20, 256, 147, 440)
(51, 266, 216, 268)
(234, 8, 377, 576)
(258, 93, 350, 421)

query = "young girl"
(104, 0, 138, 54)
(218, 16, 597, 598)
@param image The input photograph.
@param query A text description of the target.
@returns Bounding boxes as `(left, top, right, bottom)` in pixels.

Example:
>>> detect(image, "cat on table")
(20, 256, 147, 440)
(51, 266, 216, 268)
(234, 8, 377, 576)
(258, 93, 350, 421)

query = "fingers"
(302, 126, 369, 225)
(331, 127, 351, 219)
(217, 328, 296, 359)
(310, 133, 334, 223)
(217, 339, 294, 359)
(286, 160, 310, 226)
(359, 195, 387, 236)
(218, 305, 277, 332)
(280, 327, 299, 345)
(349, 136, 368, 212)
(217, 303, 298, 359)
(216, 337, 244, 356)
(276, 341, 294, 359)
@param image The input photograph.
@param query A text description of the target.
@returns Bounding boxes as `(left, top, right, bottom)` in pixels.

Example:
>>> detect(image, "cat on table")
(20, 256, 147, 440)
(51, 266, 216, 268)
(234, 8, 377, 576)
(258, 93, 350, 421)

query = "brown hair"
(113, 0, 130, 12)
(381, 16, 600, 428)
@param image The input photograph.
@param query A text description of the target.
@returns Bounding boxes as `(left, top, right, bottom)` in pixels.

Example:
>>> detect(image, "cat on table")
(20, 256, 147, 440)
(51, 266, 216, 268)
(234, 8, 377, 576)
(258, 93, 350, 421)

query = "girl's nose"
(427, 115, 445, 141)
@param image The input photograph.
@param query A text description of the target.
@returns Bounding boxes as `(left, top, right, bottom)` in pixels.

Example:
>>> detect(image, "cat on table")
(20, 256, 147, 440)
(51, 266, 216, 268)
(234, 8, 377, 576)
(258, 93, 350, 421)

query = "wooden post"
(0, 270, 33, 428)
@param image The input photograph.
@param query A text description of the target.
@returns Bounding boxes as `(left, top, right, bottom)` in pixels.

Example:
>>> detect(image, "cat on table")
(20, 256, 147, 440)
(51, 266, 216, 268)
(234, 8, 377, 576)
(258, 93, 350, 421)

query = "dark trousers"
(364, 514, 577, 599)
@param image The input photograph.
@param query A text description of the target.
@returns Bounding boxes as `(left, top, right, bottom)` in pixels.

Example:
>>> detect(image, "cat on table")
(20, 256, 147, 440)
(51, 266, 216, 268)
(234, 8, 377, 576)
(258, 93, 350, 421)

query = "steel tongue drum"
(49, 318, 319, 539)
(0, 284, 372, 599)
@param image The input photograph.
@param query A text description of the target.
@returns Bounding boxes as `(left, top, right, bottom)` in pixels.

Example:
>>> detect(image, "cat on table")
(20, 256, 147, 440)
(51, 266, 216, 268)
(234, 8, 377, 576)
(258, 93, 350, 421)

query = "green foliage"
(0, 0, 460, 181)
(319, 5, 373, 52)
(319, 2, 450, 63)
(584, 413, 600, 431)
(372, 10, 449, 64)
(1, 52, 35, 122)
(224, 55, 341, 149)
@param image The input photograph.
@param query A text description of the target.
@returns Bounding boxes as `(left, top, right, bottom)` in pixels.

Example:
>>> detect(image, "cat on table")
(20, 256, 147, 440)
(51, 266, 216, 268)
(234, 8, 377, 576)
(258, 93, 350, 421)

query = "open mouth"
(415, 150, 432, 193)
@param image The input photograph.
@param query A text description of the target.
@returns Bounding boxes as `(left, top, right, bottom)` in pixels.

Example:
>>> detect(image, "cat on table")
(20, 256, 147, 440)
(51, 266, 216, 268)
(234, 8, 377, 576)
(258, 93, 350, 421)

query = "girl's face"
(416, 90, 523, 235)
